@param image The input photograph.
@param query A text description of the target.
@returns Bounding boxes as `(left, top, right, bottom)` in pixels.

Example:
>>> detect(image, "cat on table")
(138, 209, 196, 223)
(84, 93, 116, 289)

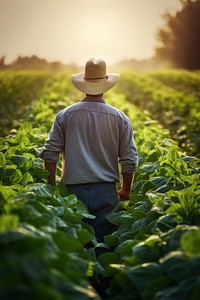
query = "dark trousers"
(67, 182, 119, 241)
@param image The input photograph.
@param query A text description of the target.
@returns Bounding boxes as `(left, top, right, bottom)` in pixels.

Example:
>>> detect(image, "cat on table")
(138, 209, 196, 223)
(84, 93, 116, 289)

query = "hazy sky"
(0, 0, 182, 65)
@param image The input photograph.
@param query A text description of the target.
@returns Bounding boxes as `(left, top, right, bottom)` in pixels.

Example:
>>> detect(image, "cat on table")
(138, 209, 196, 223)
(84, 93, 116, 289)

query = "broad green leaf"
(167, 185, 200, 223)
(154, 286, 186, 300)
(51, 194, 77, 207)
(12, 201, 55, 228)
(21, 172, 34, 185)
(179, 277, 200, 298)
(0, 225, 56, 254)
(131, 217, 149, 233)
(147, 149, 159, 162)
(133, 243, 158, 263)
(119, 231, 138, 244)
(1, 168, 22, 185)
(150, 176, 170, 187)
(107, 211, 133, 225)
(31, 166, 49, 179)
(118, 239, 139, 257)
(154, 214, 182, 232)
(105, 263, 125, 277)
(62, 198, 95, 220)
(0, 152, 6, 167)
(115, 269, 139, 294)
(10, 168, 23, 184)
(127, 262, 162, 291)
(118, 218, 135, 235)
(30, 214, 57, 228)
(181, 154, 197, 163)
(160, 251, 190, 282)
(132, 235, 162, 263)
(0, 184, 16, 201)
(77, 228, 94, 245)
(54, 182, 69, 197)
(104, 234, 119, 247)
(17, 134, 31, 147)
(9, 155, 26, 166)
(55, 216, 69, 229)
(142, 180, 154, 193)
(18, 121, 32, 134)
(191, 256, 200, 276)
(48, 206, 65, 216)
(141, 162, 160, 174)
(23, 152, 35, 160)
(155, 277, 200, 300)
(15, 204, 42, 222)
(26, 183, 53, 198)
(113, 200, 130, 212)
(161, 225, 198, 253)
(0, 214, 19, 232)
(29, 282, 62, 300)
(52, 231, 82, 252)
(63, 194, 78, 207)
(155, 184, 171, 193)
(181, 229, 200, 256)
(147, 210, 162, 222)
(98, 252, 120, 268)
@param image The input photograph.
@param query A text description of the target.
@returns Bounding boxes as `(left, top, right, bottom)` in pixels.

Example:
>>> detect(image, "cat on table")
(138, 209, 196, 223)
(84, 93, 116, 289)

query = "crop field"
(0, 70, 200, 300)
(118, 69, 200, 155)
(0, 71, 52, 136)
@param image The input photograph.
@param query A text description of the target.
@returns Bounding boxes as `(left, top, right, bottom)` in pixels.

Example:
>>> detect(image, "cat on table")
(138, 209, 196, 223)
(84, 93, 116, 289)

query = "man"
(40, 58, 138, 241)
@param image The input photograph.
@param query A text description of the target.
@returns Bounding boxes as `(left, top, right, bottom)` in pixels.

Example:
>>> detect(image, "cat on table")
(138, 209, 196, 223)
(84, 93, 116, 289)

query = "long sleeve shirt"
(40, 98, 138, 185)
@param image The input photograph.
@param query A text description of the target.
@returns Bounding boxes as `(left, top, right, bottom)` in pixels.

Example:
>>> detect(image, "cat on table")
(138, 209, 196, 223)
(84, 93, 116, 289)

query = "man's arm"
(44, 162, 57, 186)
(118, 173, 134, 201)
(40, 114, 64, 186)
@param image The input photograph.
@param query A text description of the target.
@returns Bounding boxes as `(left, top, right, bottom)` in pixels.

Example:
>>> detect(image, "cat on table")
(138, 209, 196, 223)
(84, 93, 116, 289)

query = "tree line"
(155, 0, 200, 70)
(0, 55, 77, 72)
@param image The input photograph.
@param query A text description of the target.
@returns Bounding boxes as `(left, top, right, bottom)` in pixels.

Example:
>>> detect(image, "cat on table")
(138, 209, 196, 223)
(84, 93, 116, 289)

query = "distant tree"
(1, 55, 77, 72)
(156, 0, 200, 69)
(0, 56, 6, 69)
(11, 55, 50, 70)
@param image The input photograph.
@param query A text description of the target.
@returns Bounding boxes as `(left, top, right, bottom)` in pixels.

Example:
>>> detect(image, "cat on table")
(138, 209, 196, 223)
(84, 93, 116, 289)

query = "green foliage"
(104, 88, 200, 299)
(0, 70, 200, 299)
(0, 182, 99, 299)
(118, 71, 200, 155)
(0, 71, 52, 135)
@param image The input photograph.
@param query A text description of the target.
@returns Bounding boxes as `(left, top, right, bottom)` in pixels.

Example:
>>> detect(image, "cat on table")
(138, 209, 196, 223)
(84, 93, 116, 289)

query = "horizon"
(1, 53, 159, 68)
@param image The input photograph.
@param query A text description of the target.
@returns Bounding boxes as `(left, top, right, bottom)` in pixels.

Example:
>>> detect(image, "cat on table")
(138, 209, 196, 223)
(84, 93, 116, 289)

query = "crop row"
(102, 88, 200, 299)
(147, 69, 200, 96)
(117, 71, 200, 156)
(0, 71, 53, 136)
(0, 72, 101, 299)
(0, 71, 200, 299)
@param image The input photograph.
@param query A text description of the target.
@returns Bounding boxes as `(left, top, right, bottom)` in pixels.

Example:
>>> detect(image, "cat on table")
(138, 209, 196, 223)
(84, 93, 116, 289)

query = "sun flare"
(88, 24, 108, 43)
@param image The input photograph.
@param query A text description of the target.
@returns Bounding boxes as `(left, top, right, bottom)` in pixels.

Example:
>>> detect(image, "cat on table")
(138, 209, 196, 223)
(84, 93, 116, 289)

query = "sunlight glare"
(88, 24, 108, 43)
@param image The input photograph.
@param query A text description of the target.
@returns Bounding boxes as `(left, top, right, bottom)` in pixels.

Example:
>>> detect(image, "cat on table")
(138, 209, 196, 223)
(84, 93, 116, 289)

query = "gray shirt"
(40, 98, 138, 184)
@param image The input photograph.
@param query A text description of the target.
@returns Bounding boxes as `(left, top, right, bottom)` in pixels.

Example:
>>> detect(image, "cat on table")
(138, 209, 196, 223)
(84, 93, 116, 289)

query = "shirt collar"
(81, 97, 106, 103)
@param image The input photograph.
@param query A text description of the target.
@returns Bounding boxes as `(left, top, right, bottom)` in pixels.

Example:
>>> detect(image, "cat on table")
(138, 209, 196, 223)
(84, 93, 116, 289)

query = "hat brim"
(71, 73, 120, 95)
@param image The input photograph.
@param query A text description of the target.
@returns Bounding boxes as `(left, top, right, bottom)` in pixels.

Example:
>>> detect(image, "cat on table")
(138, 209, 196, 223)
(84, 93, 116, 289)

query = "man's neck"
(85, 94, 104, 99)
(82, 94, 105, 103)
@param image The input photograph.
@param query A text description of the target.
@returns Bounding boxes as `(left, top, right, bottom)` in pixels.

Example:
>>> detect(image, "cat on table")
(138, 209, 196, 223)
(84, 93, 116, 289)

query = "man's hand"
(118, 173, 134, 201)
(44, 162, 57, 186)
(118, 189, 131, 201)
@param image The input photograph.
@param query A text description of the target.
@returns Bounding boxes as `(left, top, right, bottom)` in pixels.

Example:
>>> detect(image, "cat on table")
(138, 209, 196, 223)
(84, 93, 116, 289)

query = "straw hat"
(71, 58, 120, 95)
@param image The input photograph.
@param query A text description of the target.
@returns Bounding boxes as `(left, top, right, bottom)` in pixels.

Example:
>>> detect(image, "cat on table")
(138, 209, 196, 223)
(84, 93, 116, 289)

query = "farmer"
(40, 58, 138, 241)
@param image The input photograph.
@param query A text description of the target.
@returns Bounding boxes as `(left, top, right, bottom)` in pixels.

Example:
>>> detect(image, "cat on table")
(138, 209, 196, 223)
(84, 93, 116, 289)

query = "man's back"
(53, 97, 136, 184)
